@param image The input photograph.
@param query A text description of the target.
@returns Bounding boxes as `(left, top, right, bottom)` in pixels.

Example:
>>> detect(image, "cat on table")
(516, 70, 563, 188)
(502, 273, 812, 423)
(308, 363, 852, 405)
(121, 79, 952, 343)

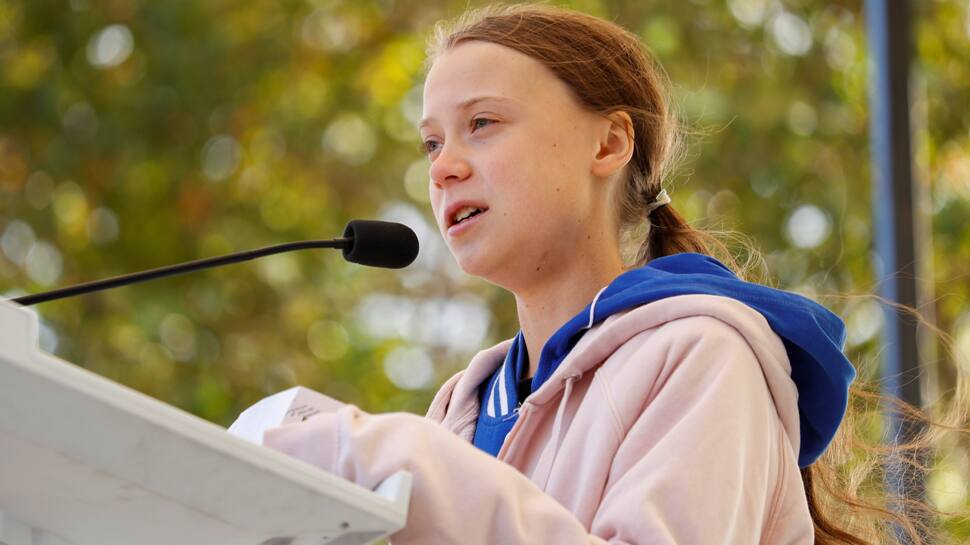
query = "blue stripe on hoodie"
(473, 252, 855, 468)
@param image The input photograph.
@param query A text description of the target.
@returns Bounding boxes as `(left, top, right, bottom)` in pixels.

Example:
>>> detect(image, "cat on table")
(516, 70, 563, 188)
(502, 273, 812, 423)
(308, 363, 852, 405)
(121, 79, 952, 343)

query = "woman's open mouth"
(447, 207, 488, 237)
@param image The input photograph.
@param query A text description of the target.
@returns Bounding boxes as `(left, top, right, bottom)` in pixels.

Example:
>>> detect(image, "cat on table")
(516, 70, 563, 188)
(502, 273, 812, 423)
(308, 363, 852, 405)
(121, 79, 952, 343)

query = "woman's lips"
(447, 209, 488, 237)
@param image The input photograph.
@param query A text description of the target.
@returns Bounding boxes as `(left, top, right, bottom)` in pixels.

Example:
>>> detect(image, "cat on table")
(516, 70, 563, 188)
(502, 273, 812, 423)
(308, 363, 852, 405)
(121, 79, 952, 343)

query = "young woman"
(265, 5, 951, 544)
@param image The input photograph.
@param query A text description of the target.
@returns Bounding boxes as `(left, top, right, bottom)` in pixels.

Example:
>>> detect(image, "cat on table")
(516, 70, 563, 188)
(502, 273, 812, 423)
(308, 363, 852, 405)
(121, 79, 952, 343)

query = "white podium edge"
(0, 300, 412, 534)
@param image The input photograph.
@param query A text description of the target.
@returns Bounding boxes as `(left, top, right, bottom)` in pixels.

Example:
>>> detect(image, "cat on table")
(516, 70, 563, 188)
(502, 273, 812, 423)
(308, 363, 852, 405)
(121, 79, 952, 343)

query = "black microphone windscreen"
(341, 220, 419, 269)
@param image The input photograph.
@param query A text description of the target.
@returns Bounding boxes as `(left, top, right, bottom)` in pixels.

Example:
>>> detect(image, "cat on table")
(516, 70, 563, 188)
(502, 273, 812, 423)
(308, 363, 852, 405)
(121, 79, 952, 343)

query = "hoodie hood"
(477, 252, 855, 468)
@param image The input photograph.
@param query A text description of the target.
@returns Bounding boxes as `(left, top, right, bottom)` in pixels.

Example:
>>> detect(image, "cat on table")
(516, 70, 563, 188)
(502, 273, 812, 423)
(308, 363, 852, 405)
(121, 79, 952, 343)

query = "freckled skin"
(420, 41, 630, 371)
(422, 42, 605, 290)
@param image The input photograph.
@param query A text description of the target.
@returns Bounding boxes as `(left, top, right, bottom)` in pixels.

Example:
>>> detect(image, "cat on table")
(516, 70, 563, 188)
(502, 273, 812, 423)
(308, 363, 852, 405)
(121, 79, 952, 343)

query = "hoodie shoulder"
(555, 294, 803, 456)
(556, 256, 851, 468)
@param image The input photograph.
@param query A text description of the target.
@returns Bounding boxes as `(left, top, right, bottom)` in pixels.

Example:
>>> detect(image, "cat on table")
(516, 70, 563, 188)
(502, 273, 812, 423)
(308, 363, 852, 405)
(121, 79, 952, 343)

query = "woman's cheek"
(428, 188, 445, 230)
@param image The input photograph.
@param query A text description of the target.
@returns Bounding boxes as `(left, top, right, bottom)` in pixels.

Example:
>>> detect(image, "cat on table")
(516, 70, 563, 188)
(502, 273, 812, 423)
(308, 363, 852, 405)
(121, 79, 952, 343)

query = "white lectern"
(0, 301, 411, 545)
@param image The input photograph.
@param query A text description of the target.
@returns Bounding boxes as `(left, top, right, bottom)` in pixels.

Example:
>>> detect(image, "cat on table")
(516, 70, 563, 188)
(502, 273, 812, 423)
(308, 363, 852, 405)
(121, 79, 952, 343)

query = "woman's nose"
(429, 142, 472, 188)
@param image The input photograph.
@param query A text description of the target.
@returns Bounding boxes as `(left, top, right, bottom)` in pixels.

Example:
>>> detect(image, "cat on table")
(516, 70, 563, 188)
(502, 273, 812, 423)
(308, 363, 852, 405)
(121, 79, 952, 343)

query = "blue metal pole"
(864, 0, 927, 543)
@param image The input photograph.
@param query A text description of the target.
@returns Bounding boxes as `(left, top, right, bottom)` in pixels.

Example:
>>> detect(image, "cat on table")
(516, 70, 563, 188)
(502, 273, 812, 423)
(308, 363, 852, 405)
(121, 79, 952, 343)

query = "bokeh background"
(1, 0, 968, 537)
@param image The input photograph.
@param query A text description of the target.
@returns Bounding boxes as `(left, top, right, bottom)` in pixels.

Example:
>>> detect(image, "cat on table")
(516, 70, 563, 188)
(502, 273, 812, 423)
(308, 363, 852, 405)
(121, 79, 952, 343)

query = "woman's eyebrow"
(419, 96, 513, 129)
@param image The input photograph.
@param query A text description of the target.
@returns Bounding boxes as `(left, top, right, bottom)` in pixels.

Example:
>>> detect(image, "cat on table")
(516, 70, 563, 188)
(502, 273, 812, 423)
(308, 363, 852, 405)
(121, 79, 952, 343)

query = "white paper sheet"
(227, 386, 346, 445)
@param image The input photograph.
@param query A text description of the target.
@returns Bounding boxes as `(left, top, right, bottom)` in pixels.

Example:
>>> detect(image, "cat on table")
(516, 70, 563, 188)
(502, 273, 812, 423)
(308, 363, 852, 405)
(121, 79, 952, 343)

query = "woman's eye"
(471, 117, 495, 131)
(422, 140, 442, 155)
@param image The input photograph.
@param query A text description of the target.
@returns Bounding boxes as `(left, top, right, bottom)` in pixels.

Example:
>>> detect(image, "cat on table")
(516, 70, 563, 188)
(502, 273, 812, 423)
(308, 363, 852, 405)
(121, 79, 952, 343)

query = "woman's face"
(420, 40, 609, 290)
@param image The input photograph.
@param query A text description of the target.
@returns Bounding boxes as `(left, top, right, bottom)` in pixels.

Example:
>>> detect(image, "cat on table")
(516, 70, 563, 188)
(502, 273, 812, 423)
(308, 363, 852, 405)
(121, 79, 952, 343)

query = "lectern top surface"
(0, 300, 409, 545)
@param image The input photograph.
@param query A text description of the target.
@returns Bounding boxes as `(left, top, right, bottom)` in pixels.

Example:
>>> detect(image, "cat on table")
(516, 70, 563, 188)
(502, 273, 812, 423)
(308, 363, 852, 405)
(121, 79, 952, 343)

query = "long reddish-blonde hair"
(427, 4, 969, 544)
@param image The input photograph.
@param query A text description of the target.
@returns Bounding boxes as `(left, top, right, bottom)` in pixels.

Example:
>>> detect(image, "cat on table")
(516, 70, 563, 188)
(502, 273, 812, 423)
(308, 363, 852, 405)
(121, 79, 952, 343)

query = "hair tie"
(645, 188, 671, 215)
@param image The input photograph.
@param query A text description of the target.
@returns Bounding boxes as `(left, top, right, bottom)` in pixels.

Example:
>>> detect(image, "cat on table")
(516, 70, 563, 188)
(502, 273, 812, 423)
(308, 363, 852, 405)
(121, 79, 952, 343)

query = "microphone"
(10, 219, 419, 306)
(340, 219, 419, 269)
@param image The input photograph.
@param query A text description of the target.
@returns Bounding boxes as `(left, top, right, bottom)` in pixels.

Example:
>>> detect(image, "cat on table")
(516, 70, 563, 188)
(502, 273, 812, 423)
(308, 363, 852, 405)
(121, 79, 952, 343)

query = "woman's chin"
(450, 246, 503, 280)
(452, 253, 492, 278)
(455, 255, 529, 293)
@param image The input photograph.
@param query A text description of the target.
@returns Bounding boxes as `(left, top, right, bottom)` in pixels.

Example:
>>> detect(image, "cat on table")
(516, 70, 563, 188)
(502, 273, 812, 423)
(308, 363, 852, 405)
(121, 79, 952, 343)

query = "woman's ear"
(591, 111, 635, 179)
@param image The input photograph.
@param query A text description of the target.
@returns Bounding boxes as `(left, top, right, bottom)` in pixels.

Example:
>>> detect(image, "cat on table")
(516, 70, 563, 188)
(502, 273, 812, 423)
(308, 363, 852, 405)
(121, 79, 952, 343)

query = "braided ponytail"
(641, 199, 708, 262)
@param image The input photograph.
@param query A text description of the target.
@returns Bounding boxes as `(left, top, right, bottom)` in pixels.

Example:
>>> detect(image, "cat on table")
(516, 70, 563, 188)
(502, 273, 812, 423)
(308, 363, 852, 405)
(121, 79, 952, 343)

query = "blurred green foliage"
(1, 0, 968, 538)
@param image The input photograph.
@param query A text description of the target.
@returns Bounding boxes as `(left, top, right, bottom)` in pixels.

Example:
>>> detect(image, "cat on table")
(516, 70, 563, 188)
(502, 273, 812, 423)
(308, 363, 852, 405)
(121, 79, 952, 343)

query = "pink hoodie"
(264, 293, 815, 544)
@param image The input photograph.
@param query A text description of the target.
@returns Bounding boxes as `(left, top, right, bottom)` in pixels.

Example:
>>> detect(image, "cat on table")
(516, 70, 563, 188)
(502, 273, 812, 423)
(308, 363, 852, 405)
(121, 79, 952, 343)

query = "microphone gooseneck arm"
(11, 238, 351, 306)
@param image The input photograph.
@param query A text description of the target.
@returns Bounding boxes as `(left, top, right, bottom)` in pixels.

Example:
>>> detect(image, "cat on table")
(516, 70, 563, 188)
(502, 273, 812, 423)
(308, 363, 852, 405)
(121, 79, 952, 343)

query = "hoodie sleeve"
(263, 406, 603, 544)
(263, 317, 806, 545)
